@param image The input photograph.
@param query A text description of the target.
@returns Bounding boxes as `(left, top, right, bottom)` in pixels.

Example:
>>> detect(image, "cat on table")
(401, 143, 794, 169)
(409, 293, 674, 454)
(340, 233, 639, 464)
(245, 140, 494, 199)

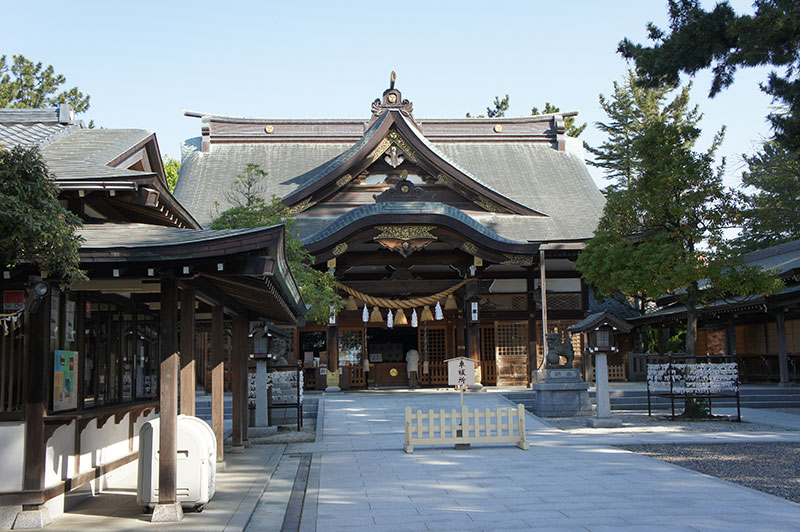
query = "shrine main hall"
(175, 79, 605, 389)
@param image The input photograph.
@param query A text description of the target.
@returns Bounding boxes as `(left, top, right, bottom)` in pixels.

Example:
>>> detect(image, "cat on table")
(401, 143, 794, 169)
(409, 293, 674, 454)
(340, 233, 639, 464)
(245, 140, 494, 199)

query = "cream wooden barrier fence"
(403, 404, 530, 453)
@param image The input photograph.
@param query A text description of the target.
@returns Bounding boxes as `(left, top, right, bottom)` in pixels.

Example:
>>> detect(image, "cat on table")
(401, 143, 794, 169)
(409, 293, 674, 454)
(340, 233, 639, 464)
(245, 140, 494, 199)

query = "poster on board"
(53, 350, 78, 411)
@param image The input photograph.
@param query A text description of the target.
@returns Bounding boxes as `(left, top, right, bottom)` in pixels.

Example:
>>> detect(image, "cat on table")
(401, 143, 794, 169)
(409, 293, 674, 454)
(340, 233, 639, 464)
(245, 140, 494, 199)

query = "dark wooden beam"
(211, 305, 224, 463)
(180, 286, 196, 416)
(336, 251, 471, 268)
(158, 273, 179, 505)
(191, 278, 249, 319)
(342, 279, 463, 295)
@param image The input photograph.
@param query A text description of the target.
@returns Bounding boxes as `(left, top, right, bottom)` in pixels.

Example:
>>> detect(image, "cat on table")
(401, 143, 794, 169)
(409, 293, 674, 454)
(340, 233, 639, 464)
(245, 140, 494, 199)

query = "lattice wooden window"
(421, 327, 447, 385)
(496, 322, 528, 357)
(480, 325, 497, 386)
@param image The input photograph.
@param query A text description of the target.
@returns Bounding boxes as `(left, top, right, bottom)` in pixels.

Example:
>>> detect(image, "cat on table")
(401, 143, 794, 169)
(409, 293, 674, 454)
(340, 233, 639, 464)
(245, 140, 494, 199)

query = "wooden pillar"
(726, 319, 737, 358)
(157, 274, 180, 508)
(23, 284, 50, 495)
(466, 280, 480, 383)
(455, 291, 466, 358)
(527, 268, 538, 382)
(231, 317, 246, 452)
(180, 286, 196, 416)
(241, 328, 249, 446)
(658, 327, 669, 355)
(326, 323, 340, 391)
(211, 305, 225, 463)
(777, 312, 790, 386)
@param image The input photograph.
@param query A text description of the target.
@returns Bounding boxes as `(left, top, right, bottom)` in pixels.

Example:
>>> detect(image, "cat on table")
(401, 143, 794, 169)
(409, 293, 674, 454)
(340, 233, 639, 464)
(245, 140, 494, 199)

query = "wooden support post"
(659, 327, 669, 355)
(726, 319, 737, 358)
(539, 249, 548, 370)
(241, 326, 249, 446)
(23, 285, 50, 493)
(153, 273, 183, 521)
(231, 317, 246, 452)
(466, 280, 480, 384)
(777, 312, 790, 387)
(180, 285, 196, 416)
(527, 268, 538, 384)
(326, 323, 340, 391)
(211, 305, 225, 464)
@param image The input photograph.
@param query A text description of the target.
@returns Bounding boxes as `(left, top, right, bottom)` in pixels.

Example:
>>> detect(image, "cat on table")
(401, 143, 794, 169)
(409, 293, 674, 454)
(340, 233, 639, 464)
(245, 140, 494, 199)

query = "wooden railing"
(404, 404, 529, 453)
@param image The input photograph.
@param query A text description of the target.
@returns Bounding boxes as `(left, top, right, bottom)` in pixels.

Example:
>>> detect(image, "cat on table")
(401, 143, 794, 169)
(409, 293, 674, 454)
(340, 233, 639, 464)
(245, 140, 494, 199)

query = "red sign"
(3, 290, 24, 311)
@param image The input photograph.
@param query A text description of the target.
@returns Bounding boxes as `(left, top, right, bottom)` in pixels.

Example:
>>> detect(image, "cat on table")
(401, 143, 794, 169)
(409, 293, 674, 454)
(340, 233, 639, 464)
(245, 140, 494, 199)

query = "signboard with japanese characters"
(447, 357, 477, 387)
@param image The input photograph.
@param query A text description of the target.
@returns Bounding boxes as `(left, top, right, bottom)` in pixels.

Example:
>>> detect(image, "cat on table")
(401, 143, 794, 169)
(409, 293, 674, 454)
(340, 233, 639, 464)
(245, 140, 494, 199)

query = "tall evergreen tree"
(619, 0, 800, 151)
(578, 120, 782, 358)
(586, 70, 700, 191)
(466, 94, 510, 118)
(734, 141, 800, 253)
(0, 55, 90, 112)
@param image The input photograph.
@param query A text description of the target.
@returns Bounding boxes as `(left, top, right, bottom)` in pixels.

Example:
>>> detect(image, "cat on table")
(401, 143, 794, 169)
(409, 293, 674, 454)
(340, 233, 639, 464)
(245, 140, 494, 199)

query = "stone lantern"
(568, 312, 632, 428)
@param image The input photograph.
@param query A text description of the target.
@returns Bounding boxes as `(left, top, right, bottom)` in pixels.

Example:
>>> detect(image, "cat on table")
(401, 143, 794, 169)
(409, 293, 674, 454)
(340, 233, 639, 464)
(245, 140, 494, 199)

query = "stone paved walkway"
(284, 391, 800, 532)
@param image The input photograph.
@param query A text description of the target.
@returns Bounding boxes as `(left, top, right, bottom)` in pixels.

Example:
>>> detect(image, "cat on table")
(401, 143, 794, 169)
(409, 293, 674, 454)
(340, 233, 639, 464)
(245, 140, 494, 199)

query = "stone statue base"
(586, 416, 622, 428)
(531, 368, 592, 417)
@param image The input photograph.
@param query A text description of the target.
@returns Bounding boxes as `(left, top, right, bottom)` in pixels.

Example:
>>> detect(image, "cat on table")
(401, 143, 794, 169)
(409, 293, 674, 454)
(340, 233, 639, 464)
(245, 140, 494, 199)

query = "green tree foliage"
(0, 55, 90, 112)
(0, 146, 84, 282)
(531, 102, 587, 137)
(577, 121, 782, 357)
(619, 0, 800, 151)
(163, 156, 180, 193)
(733, 141, 800, 253)
(466, 94, 510, 118)
(210, 164, 343, 324)
(586, 70, 700, 191)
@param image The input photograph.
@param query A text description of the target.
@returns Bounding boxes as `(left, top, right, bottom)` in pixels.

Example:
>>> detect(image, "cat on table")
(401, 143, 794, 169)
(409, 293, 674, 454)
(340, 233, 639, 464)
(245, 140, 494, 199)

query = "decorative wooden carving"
(336, 174, 354, 188)
(332, 242, 348, 256)
(384, 145, 404, 168)
(373, 179, 436, 203)
(287, 197, 315, 214)
(463, 242, 479, 255)
(501, 253, 535, 266)
(370, 72, 415, 124)
(373, 225, 437, 258)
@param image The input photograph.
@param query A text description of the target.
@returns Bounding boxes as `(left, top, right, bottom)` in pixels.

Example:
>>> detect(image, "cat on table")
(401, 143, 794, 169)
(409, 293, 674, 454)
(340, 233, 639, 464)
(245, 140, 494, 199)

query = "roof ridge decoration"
(369, 71, 416, 126)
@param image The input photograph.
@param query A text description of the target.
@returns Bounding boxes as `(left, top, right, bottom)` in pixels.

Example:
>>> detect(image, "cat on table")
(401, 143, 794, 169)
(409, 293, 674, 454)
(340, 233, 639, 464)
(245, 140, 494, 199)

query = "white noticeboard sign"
(446, 357, 476, 387)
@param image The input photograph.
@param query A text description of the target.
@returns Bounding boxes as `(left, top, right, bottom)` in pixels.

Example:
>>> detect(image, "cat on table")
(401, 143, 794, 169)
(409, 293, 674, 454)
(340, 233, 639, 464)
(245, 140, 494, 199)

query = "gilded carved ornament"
(462, 242, 479, 255)
(336, 174, 354, 188)
(500, 253, 535, 266)
(332, 242, 348, 256)
(287, 197, 315, 215)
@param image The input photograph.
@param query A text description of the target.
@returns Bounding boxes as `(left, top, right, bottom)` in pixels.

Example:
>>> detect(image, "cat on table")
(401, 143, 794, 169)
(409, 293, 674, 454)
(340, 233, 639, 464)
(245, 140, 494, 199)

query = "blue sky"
(3, 1, 775, 189)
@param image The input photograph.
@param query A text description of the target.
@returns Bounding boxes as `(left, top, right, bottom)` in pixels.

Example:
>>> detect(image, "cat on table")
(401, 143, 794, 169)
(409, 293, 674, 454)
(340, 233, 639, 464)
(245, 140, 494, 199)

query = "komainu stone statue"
(546, 333, 574, 368)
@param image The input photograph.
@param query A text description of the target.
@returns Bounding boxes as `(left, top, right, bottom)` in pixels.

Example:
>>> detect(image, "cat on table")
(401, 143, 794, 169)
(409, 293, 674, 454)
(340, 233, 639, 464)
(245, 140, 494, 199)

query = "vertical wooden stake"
(211, 305, 224, 463)
(158, 274, 179, 506)
(179, 286, 196, 416)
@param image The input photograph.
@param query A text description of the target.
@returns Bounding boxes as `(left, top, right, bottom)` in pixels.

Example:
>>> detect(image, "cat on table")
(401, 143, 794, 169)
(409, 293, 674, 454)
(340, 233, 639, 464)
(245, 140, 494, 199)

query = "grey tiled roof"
(0, 122, 80, 149)
(588, 289, 641, 320)
(78, 222, 279, 250)
(41, 129, 153, 180)
(742, 239, 800, 274)
(176, 135, 605, 242)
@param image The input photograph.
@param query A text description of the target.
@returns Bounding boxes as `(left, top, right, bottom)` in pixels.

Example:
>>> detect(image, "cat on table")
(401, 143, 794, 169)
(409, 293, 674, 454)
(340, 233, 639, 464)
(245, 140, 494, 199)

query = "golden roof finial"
(390, 71, 396, 90)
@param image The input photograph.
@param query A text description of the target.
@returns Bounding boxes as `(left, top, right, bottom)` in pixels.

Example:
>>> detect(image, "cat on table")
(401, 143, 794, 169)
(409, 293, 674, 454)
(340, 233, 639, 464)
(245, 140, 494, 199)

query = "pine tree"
(0, 55, 90, 112)
(531, 102, 587, 137)
(586, 70, 700, 191)
(734, 141, 800, 253)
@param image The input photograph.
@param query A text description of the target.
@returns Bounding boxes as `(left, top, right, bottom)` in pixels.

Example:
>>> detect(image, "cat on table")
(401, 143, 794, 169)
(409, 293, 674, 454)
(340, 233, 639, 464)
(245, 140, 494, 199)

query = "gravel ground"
(620, 442, 800, 503)
(546, 410, 794, 434)
(249, 424, 316, 444)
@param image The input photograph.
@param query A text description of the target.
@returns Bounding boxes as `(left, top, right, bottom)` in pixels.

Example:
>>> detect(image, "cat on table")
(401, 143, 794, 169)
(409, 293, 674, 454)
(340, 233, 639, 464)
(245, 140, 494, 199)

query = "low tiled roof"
(742, 239, 800, 275)
(0, 107, 82, 149)
(301, 202, 525, 246)
(41, 128, 153, 180)
(78, 222, 277, 250)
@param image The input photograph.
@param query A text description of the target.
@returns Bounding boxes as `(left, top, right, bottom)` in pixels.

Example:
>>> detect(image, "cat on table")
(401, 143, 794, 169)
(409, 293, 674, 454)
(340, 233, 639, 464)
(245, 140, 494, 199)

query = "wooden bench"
(404, 404, 530, 453)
